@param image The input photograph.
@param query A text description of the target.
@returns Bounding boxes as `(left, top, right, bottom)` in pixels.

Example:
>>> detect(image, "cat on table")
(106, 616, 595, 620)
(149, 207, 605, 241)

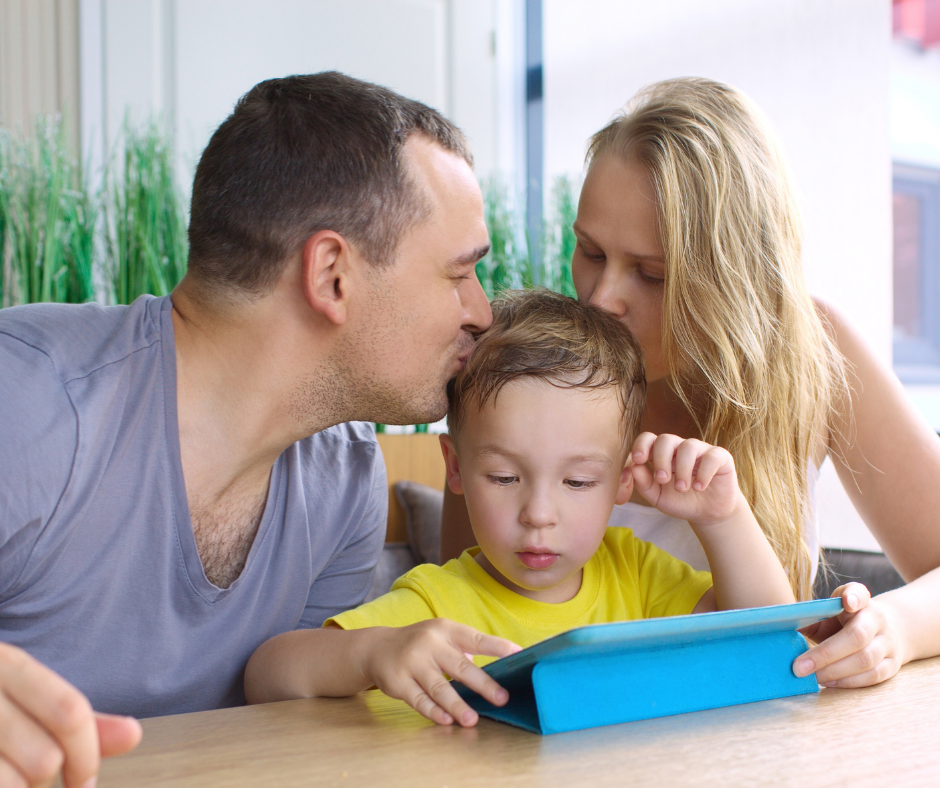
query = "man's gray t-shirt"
(0, 295, 387, 717)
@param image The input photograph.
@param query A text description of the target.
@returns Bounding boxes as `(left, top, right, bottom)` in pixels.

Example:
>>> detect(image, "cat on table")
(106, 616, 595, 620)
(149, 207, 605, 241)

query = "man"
(0, 72, 492, 788)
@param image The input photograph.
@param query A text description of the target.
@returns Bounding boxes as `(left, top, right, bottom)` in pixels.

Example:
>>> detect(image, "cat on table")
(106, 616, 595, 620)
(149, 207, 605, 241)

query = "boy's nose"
(519, 491, 557, 529)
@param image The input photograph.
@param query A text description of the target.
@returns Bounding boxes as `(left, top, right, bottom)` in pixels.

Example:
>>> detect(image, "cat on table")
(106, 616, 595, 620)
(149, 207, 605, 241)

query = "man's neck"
(170, 277, 337, 508)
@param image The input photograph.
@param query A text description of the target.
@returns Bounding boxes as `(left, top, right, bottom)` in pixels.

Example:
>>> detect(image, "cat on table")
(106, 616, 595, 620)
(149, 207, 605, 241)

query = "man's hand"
(0, 644, 142, 788)
(359, 620, 521, 727)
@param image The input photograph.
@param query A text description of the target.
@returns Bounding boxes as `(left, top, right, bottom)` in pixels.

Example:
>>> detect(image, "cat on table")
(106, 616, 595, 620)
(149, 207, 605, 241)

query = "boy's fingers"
(457, 629, 521, 660)
(405, 681, 455, 726)
(443, 654, 509, 709)
(672, 440, 704, 491)
(415, 669, 479, 727)
(629, 432, 658, 466)
(649, 434, 681, 482)
(691, 447, 728, 490)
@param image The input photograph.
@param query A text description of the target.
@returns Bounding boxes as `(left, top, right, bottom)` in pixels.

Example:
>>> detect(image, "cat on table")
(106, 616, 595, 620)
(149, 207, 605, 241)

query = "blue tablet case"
(453, 598, 843, 735)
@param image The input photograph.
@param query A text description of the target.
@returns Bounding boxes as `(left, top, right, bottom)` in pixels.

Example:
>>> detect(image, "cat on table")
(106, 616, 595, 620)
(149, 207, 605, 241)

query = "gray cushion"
(362, 482, 444, 602)
(814, 548, 906, 599)
(394, 480, 444, 565)
(364, 544, 417, 603)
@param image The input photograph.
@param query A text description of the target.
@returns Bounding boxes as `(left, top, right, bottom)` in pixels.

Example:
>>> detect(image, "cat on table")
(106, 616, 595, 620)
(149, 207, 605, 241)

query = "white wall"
(79, 0, 523, 188)
(544, 0, 892, 552)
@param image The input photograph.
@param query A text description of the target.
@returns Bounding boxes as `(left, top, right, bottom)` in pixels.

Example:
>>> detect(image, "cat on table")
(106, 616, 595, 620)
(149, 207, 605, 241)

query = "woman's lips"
(516, 551, 559, 569)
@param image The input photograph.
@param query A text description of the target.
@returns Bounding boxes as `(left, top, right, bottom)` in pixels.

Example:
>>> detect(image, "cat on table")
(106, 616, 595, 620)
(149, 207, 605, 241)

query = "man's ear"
(615, 463, 634, 505)
(300, 230, 354, 326)
(439, 434, 464, 495)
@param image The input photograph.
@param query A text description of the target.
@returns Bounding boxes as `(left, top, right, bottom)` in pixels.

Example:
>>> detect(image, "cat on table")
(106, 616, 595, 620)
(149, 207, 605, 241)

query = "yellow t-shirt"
(327, 527, 712, 666)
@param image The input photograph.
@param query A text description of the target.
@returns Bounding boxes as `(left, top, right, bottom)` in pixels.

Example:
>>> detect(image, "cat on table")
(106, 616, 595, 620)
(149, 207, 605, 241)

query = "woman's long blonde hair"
(588, 78, 849, 600)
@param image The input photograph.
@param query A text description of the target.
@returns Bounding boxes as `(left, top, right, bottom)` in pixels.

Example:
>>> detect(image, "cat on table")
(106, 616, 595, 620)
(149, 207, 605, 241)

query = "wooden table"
(99, 656, 940, 787)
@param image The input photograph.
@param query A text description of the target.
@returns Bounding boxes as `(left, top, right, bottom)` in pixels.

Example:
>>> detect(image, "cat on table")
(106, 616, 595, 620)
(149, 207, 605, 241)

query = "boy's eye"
(565, 479, 598, 490)
(488, 475, 517, 486)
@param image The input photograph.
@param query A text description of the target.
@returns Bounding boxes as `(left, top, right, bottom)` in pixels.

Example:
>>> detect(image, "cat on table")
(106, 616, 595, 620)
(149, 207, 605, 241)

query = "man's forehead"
(402, 134, 478, 196)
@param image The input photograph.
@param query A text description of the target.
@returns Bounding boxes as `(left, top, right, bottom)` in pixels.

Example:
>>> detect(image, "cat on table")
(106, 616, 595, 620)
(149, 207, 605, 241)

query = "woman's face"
(572, 154, 667, 382)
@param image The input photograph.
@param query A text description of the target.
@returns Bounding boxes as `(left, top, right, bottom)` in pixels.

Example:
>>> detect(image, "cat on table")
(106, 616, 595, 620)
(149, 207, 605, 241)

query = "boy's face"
(440, 379, 633, 604)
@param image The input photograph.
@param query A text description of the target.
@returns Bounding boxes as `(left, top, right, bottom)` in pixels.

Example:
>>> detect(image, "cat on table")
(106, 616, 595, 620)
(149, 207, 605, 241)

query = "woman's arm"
(441, 486, 476, 562)
(798, 301, 940, 685)
(819, 299, 940, 579)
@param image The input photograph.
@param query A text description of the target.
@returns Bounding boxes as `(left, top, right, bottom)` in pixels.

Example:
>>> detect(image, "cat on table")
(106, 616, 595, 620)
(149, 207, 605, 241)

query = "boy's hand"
(359, 619, 521, 727)
(628, 432, 747, 527)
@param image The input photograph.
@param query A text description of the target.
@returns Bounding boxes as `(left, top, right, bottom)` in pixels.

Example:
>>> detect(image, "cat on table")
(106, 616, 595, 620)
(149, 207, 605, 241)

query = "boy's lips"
(516, 551, 559, 570)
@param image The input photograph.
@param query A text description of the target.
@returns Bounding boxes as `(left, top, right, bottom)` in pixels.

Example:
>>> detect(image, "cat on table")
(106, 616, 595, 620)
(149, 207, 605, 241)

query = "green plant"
(0, 117, 96, 307)
(476, 178, 533, 298)
(106, 120, 188, 304)
(541, 176, 579, 298)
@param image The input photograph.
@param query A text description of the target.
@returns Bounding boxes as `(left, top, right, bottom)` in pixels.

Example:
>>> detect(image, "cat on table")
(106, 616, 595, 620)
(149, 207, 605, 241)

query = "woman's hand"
(794, 583, 907, 687)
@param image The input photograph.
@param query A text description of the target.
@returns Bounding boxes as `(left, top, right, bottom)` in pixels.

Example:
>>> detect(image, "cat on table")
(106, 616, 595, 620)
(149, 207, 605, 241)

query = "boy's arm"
(688, 502, 795, 612)
(629, 433, 795, 612)
(244, 620, 520, 727)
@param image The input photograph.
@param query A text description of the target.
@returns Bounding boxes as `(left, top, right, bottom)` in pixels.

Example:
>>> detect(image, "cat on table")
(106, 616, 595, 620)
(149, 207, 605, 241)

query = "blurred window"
(893, 164, 940, 382)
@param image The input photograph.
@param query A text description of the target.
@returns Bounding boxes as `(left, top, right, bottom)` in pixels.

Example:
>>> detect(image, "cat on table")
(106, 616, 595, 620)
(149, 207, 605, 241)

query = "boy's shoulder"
(392, 552, 479, 595)
(599, 525, 705, 576)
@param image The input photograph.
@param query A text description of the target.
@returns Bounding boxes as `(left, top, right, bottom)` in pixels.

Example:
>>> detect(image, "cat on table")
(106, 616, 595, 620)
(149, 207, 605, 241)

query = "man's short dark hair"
(187, 71, 473, 295)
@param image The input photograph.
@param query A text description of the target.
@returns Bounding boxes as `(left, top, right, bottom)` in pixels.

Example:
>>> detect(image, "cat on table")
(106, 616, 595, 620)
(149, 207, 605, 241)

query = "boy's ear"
(615, 463, 634, 506)
(439, 434, 464, 495)
(301, 230, 355, 326)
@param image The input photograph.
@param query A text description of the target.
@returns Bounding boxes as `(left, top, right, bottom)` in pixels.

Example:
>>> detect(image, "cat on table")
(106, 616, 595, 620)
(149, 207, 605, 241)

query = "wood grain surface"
(98, 656, 940, 788)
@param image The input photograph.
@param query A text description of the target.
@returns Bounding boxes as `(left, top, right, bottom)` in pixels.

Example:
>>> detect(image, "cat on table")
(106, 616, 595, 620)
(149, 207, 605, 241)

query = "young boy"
(244, 290, 795, 726)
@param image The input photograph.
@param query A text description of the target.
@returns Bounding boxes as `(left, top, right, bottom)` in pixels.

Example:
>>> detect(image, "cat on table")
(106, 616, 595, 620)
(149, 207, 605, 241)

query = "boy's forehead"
(451, 377, 629, 455)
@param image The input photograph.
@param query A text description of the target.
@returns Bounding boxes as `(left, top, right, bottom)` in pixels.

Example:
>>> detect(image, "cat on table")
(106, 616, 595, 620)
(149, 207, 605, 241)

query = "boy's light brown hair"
(448, 289, 646, 443)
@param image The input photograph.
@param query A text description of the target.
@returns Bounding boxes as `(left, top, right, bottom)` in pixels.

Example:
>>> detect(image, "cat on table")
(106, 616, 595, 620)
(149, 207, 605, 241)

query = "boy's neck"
(472, 551, 584, 604)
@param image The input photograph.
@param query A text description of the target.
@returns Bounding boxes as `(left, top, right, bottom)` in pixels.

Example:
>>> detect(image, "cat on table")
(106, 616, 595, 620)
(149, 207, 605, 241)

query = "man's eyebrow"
(449, 245, 491, 268)
(571, 223, 664, 264)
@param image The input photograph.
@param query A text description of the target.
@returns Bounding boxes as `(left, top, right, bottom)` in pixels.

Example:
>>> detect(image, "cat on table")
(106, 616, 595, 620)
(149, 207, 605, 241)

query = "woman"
(442, 77, 940, 688)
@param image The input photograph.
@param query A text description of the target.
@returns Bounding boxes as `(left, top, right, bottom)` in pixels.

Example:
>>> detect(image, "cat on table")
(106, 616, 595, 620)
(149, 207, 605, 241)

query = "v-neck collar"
(159, 295, 283, 604)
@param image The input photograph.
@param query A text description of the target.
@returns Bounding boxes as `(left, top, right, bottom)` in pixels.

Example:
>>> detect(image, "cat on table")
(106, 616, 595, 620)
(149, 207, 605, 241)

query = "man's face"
(342, 137, 493, 426)
(442, 379, 633, 604)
